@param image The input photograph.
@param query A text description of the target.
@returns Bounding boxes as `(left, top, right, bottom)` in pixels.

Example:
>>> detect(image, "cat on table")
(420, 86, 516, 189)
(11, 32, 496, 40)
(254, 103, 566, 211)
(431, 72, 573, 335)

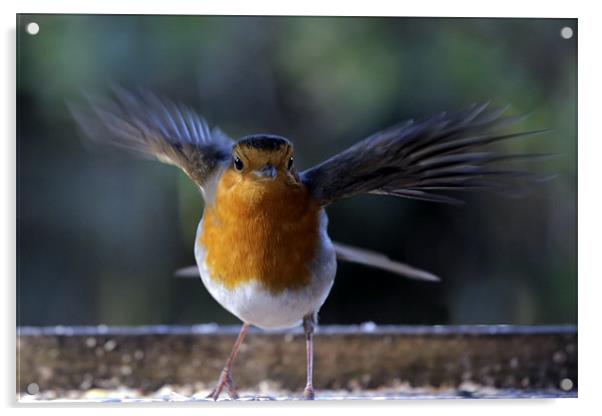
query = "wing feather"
(70, 87, 233, 187)
(301, 104, 548, 206)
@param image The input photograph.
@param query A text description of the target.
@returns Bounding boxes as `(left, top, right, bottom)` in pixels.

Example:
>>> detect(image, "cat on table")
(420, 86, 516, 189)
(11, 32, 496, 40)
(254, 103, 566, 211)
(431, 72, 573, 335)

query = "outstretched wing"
(301, 104, 549, 206)
(70, 87, 233, 188)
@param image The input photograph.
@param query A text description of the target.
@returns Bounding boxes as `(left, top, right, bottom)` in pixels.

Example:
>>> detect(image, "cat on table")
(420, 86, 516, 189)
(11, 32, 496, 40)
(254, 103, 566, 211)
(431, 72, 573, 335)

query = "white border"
(3, 1, 600, 415)
(6, 0, 582, 17)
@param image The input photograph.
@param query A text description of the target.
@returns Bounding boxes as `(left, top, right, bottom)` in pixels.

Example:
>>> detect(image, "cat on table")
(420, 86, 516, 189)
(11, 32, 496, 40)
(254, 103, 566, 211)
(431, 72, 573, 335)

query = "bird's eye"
(234, 156, 244, 171)
(287, 157, 294, 170)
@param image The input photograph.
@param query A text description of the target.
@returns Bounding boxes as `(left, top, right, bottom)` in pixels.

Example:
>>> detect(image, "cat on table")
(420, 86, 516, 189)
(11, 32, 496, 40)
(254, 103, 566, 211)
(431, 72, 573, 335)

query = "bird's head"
(228, 134, 299, 186)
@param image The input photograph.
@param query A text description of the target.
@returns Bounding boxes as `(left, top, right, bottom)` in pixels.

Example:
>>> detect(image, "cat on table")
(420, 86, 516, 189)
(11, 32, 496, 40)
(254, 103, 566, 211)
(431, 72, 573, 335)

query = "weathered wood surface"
(17, 324, 577, 398)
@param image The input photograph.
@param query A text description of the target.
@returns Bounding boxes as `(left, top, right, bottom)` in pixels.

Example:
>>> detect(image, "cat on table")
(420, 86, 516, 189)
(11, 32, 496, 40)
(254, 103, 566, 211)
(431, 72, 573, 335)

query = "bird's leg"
(302, 313, 317, 400)
(207, 322, 250, 400)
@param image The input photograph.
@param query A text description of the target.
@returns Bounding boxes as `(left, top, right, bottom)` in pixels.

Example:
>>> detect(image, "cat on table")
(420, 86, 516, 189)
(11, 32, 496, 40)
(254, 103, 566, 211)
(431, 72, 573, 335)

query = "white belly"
(194, 211, 337, 330)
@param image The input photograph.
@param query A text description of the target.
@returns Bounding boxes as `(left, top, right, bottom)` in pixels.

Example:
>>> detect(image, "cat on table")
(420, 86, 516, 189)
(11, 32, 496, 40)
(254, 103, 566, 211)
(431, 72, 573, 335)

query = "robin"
(72, 88, 546, 400)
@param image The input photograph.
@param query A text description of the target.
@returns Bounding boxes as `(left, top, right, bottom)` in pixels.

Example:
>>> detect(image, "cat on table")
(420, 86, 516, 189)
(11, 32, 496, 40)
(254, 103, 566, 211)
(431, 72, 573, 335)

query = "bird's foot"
(207, 369, 239, 401)
(303, 384, 315, 400)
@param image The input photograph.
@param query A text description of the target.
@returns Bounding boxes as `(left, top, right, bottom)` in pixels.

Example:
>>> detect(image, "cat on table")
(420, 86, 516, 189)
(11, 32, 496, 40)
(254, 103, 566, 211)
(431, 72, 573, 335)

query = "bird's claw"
(207, 369, 239, 400)
(303, 384, 315, 400)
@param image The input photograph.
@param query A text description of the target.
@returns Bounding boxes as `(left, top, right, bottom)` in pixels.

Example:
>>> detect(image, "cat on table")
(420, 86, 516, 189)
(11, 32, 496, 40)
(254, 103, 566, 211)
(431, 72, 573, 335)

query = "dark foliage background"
(17, 15, 577, 327)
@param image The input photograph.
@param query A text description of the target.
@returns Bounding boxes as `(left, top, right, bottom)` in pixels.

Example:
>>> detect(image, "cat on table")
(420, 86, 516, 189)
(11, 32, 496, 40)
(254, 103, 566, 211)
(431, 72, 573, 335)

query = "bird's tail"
(332, 242, 440, 282)
(174, 241, 440, 282)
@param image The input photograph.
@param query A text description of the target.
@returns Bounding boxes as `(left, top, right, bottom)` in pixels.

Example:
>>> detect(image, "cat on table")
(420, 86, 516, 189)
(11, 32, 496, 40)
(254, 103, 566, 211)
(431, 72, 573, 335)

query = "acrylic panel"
(16, 14, 577, 401)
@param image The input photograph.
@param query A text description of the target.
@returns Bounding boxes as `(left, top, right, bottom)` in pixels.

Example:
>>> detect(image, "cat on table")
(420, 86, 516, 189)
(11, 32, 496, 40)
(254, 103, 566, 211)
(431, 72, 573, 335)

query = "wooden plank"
(17, 324, 577, 399)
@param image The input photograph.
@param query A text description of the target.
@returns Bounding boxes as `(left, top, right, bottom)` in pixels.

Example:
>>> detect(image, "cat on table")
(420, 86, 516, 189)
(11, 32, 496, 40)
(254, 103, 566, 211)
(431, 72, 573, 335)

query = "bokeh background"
(17, 15, 577, 327)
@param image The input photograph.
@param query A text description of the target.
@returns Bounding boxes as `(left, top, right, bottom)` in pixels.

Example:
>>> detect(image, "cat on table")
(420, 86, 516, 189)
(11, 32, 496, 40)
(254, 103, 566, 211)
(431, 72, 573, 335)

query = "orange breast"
(199, 170, 322, 293)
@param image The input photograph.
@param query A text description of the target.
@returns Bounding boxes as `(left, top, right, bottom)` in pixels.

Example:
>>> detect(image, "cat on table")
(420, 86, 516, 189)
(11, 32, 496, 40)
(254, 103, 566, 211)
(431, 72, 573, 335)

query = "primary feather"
(70, 87, 233, 187)
(301, 103, 548, 206)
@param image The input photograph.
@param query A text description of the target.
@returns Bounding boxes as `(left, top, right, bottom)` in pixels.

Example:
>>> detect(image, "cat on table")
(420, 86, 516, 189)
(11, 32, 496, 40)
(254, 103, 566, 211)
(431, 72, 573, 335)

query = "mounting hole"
(560, 26, 573, 40)
(26, 22, 40, 35)
(26, 382, 40, 395)
(560, 378, 574, 391)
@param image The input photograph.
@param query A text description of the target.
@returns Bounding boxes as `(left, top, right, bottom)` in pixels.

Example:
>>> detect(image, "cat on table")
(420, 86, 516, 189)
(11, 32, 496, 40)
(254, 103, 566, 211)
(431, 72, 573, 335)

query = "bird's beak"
(253, 164, 277, 179)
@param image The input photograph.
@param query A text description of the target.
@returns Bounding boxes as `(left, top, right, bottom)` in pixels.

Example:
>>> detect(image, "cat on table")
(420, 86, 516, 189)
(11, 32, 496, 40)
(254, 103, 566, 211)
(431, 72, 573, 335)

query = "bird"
(71, 88, 547, 400)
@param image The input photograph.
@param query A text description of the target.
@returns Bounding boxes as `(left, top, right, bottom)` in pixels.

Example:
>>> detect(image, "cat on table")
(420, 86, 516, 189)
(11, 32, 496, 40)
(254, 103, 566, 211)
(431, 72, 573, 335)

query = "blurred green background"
(17, 15, 577, 327)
